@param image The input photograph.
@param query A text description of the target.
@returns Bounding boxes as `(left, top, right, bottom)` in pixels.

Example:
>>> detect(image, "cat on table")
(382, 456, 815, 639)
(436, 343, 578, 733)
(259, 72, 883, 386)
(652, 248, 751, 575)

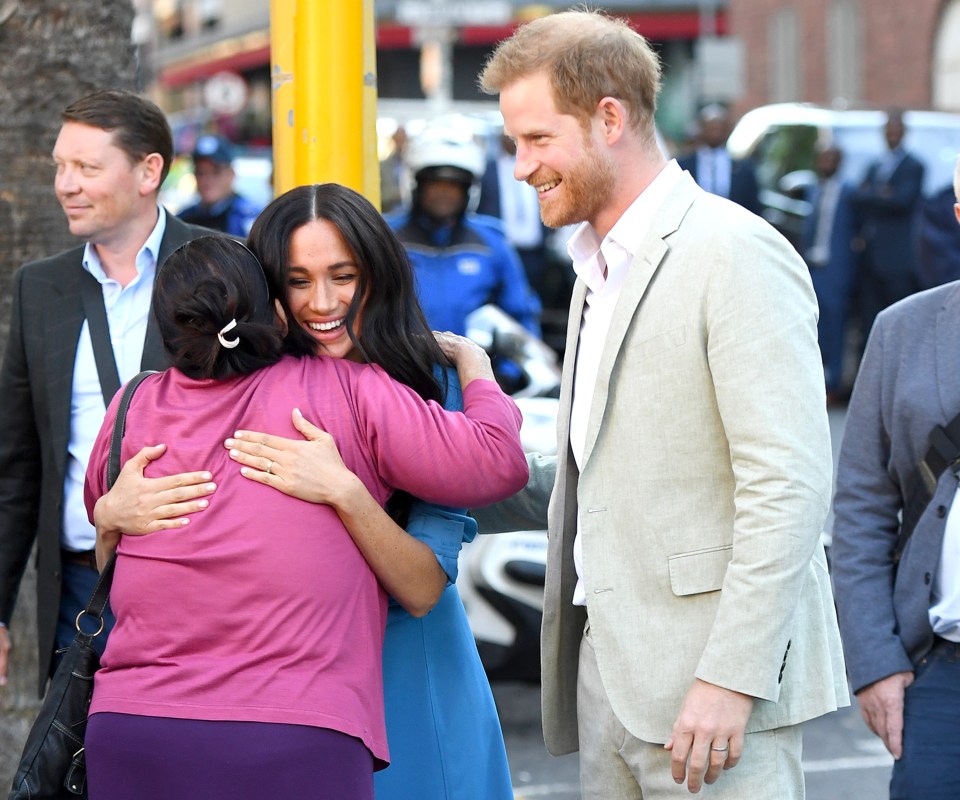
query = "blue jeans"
(52, 561, 115, 675)
(890, 637, 960, 799)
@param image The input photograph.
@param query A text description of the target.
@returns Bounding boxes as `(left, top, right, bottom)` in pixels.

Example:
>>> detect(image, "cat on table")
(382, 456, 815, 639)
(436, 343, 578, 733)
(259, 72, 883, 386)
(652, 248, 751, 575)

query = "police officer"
(388, 124, 541, 337)
(179, 134, 263, 237)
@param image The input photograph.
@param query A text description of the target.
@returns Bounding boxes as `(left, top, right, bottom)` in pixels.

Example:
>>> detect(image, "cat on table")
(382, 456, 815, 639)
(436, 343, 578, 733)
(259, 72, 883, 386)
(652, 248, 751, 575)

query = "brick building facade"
(728, 0, 954, 114)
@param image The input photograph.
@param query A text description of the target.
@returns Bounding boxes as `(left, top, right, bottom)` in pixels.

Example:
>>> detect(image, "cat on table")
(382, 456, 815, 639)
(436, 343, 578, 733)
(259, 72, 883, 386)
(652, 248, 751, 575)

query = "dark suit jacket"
(0, 212, 208, 693)
(831, 281, 960, 693)
(916, 184, 960, 290)
(677, 150, 761, 216)
(800, 179, 859, 295)
(854, 150, 925, 279)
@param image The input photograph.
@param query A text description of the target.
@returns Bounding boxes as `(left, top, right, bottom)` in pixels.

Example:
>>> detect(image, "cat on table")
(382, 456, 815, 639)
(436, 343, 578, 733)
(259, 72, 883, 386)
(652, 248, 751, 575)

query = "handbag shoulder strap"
(79, 270, 122, 408)
(85, 370, 158, 619)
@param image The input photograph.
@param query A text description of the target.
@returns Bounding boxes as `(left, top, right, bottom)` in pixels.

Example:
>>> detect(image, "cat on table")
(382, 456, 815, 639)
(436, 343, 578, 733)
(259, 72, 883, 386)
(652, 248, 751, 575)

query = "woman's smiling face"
(286, 219, 363, 361)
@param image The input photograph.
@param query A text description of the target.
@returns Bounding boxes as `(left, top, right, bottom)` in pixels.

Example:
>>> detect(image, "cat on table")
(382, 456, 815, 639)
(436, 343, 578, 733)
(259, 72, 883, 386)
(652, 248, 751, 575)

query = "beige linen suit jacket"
(539, 173, 848, 755)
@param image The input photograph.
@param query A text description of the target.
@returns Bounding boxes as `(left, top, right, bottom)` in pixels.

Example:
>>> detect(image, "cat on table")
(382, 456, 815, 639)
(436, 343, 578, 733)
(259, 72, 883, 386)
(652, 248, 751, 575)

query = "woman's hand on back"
(433, 331, 495, 387)
(226, 409, 361, 507)
(95, 444, 216, 536)
(228, 409, 447, 615)
(93, 444, 217, 568)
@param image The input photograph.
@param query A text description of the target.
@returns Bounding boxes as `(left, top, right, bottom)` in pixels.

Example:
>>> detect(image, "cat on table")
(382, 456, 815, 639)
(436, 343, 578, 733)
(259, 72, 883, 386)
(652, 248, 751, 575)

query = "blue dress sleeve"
(403, 366, 478, 584)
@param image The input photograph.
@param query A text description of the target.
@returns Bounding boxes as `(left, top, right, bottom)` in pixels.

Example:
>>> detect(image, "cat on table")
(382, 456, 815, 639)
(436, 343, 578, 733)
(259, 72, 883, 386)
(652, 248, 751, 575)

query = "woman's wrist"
(324, 470, 369, 513)
(96, 526, 121, 552)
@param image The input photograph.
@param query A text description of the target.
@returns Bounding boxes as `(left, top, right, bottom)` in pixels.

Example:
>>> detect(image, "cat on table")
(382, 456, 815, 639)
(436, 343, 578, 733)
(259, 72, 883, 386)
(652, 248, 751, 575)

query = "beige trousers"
(576, 625, 805, 799)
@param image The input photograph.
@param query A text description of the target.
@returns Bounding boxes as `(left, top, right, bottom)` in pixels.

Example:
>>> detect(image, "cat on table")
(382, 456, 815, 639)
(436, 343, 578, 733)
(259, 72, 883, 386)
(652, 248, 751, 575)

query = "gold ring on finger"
(265, 460, 273, 475)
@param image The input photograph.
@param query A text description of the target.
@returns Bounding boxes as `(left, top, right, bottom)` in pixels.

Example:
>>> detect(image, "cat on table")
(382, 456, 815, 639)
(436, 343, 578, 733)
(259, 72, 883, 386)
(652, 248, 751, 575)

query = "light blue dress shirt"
(61, 208, 167, 551)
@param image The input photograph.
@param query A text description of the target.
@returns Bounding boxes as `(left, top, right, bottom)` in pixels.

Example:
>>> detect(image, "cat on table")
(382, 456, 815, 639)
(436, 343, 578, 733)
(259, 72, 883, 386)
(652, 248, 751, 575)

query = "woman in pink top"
(93, 184, 522, 799)
(82, 234, 527, 799)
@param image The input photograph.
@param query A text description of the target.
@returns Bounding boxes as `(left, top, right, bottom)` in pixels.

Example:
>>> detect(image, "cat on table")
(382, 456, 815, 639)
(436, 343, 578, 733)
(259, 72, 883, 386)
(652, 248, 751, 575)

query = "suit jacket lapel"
(44, 255, 86, 478)
(556, 279, 587, 461)
(581, 175, 699, 466)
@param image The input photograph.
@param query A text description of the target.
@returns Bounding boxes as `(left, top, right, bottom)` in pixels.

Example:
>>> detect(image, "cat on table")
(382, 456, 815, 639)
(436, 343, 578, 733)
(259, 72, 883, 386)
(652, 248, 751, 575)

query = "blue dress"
(374, 370, 514, 800)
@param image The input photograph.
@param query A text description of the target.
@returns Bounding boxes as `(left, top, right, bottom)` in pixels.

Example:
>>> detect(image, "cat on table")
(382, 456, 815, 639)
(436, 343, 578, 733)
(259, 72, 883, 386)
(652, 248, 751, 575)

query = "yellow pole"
(269, 0, 380, 201)
(294, 0, 365, 191)
(361, 0, 382, 208)
(269, 0, 296, 196)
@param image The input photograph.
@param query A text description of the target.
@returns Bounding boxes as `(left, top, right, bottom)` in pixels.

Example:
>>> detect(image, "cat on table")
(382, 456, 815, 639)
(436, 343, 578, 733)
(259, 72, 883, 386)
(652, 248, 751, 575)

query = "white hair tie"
(217, 318, 240, 349)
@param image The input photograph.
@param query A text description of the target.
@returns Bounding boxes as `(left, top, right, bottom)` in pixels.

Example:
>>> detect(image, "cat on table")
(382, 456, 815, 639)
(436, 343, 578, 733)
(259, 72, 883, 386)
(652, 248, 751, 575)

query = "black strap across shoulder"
(899, 410, 960, 560)
(79, 270, 122, 408)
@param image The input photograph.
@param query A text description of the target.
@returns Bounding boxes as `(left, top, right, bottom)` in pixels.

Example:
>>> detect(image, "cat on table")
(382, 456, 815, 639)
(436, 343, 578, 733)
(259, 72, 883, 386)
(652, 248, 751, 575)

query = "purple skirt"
(85, 713, 374, 800)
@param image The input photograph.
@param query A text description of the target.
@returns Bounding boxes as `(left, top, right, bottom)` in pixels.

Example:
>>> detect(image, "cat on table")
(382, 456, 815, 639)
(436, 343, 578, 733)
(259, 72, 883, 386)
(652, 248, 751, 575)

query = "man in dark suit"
(831, 159, 960, 796)
(853, 109, 925, 338)
(0, 90, 209, 694)
(800, 143, 859, 403)
(677, 104, 761, 215)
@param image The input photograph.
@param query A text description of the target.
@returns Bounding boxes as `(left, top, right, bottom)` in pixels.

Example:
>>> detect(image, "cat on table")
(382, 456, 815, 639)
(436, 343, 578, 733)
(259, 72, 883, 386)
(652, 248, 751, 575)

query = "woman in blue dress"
(92, 184, 515, 800)
(230, 371, 515, 800)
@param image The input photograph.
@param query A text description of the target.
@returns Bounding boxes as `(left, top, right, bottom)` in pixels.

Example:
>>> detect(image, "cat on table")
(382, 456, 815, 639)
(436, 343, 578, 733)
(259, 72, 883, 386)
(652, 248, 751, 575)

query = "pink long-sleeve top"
(83, 355, 527, 767)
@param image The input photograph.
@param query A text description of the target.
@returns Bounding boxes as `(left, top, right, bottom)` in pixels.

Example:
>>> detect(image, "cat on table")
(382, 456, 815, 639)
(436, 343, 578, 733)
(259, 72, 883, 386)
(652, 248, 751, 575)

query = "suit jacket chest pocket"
(629, 325, 686, 363)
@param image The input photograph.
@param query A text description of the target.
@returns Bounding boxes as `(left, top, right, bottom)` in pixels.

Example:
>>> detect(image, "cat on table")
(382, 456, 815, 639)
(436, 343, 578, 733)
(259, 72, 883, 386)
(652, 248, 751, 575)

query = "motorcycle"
(457, 306, 560, 682)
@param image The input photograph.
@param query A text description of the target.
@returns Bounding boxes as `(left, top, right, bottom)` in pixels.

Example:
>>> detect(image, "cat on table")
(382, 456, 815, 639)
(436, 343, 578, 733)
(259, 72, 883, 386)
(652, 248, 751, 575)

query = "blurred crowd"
(377, 102, 960, 402)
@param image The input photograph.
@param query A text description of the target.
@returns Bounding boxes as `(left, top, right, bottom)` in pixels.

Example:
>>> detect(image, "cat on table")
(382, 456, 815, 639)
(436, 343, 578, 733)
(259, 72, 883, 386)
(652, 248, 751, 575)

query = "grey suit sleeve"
(830, 315, 914, 693)
(0, 267, 44, 624)
(471, 452, 556, 533)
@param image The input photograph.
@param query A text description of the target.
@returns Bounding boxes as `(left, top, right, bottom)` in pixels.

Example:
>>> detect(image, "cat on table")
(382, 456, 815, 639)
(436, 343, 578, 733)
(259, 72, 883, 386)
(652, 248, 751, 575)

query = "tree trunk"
(0, 0, 137, 784)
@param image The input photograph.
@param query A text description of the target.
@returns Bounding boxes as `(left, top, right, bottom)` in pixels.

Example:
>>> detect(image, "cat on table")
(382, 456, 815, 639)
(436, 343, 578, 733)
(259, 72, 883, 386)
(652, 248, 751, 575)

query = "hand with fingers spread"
(92, 443, 217, 569)
(664, 679, 754, 793)
(856, 671, 914, 759)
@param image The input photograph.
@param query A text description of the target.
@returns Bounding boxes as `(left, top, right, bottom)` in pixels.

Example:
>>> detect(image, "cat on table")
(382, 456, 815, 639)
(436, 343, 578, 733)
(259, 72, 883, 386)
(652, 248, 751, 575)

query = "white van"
(726, 103, 960, 245)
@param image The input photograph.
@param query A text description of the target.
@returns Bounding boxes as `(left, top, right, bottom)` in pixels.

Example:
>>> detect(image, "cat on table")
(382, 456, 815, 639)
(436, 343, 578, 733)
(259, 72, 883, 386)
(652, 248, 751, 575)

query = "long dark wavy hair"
(248, 183, 449, 403)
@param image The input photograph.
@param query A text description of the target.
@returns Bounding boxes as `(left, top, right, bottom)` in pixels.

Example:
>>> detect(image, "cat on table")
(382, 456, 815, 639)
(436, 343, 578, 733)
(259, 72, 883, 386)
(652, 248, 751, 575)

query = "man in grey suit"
(831, 159, 960, 799)
(477, 10, 848, 797)
(0, 90, 209, 694)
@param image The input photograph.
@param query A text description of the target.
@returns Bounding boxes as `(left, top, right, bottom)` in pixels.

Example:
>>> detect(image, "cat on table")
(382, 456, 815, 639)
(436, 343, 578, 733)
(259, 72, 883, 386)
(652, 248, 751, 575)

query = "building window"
(828, 0, 861, 105)
(933, 0, 960, 110)
(769, 6, 801, 102)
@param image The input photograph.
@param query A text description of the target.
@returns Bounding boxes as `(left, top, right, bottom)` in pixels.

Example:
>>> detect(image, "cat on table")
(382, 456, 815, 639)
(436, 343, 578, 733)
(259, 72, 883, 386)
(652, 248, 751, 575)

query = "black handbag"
(9, 370, 156, 799)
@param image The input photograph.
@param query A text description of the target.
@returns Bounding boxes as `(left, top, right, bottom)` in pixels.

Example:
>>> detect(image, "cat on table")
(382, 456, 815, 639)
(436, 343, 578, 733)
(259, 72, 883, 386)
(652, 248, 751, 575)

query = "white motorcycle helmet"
(405, 125, 487, 213)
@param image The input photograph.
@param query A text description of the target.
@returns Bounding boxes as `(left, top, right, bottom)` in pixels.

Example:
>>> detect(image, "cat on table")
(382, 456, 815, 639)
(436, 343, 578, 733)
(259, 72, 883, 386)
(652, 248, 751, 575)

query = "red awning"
(159, 9, 727, 87)
(160, 44, 271, 88)
(389, 10, 728, 49)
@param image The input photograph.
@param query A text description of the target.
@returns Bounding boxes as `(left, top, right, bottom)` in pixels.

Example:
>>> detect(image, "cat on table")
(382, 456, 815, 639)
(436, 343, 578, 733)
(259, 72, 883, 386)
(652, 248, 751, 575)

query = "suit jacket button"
(937, 505, 947, 518)
(925, 572, 932, 585)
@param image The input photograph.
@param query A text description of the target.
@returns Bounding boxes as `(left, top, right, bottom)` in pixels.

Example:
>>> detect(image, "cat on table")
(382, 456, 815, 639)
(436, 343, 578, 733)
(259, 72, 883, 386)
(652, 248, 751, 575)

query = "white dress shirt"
(695, 146, 732, 199)
(929, 483, 960, 642)
(61, 207, 167, 551)
(807, 176, 842, 268)
(567, 159, 684, 605)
